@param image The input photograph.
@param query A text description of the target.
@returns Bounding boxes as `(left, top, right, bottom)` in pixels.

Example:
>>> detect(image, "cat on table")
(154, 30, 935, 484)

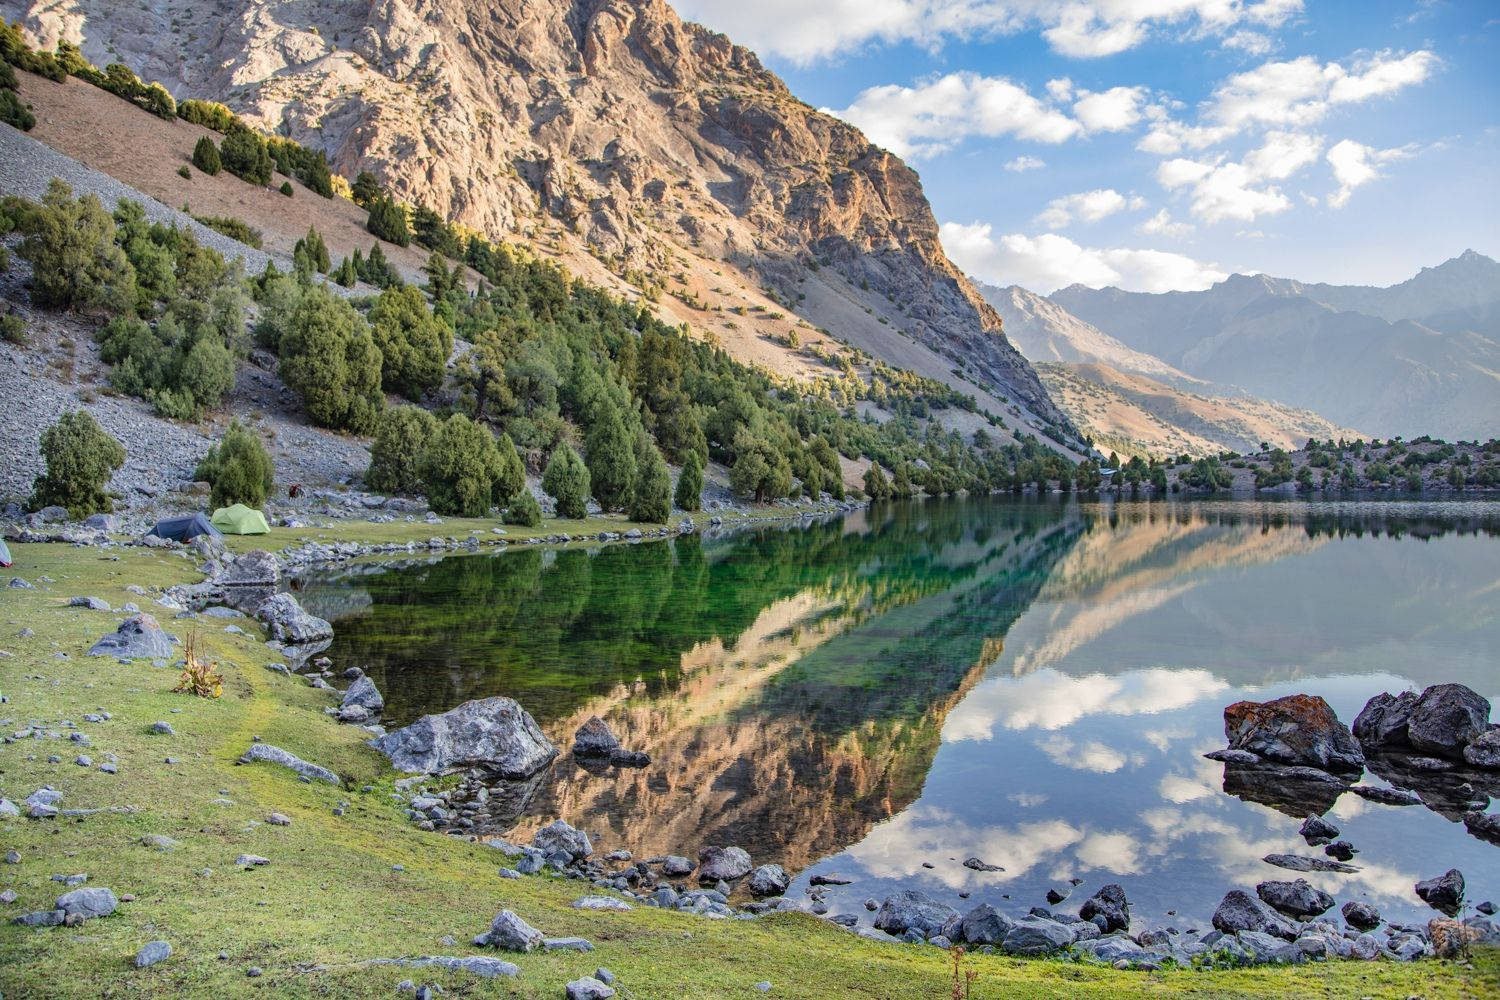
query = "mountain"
(980, 284, 1359, 456)
(2, 0, 1077, 448)
(1050, 253, 1500, 440)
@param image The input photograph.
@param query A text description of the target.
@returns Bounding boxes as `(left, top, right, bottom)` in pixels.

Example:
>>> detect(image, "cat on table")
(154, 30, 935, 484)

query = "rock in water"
(956, 903, 1012, 945)
(746, 864, 789, 897)
(1342, 900, 1381, 931)
(1078, 883, 1129, 932)
(697, 845, 752, 882)
(474, 909, 544, 951)
(573, 716, 621, 757)
(255, 593, 333, 644)
(872, 889, 958, 938)
(1298, 815, 1339, 845)
(532, 819, 592, 859)
(222, 550, 279, 587)
(338, 674, 384, 721)
(1463, 811, 1500, 845)
(1414, 869, 1465, 917)
(370, 697, 557, 776)
(1256, 879, 1334, 919)
(1406, 685, 1490, 759)
(1464, 730, 1500, 769)
(1222, 694, 1364, 772)
(1211, 889, 1299, 940)
(87, 614, 175, 660)
(1000, 916, 1074, 955)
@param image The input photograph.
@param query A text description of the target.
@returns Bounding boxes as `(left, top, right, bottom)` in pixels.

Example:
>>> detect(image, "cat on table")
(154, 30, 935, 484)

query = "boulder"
(87, 614, 175, 660)
(82, 513, 119, 532)
(1429, 918, 1483, 959)
(532, 819, 592, 860)
(1341, 900, 1381, 931)
(474, 909, 543, 951)
(1463, 811, 1500, 845)
(1261, 853, 1359, 874)
(746, 864, 789, 897)
(956, 903, 1012, 946)
(1298, 815, 1339, 845)
(565, 977, 616, 1000)
(1352, 690, 1418, 749)
(238, 743, 340, 784)
(661, 855, 694, 877)
(697, 845, 752, 882)
(370, 697, 557, 777)
(55, 886, 118, 920)
(1211, 889, 1299, 940)
(572, 715, 651, 767)
(1408, 685, 1490, 759)
(1077, 883, 1129, 933)
(255, 593, 332, 644)
(872, 889, 959, 939)
(1414, 869, 1464, 917)
(222, 550, 279, 587)
(1255, 879, 1334, 919)
(339, 674, 384, 721)
(1462, 729, 1500, 769)
(1222, 694, 1364, 772)
(1001, 916, 1074, 955)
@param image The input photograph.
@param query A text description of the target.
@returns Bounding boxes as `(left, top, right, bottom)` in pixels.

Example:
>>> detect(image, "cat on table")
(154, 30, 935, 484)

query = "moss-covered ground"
(0, 539, 1493, 998)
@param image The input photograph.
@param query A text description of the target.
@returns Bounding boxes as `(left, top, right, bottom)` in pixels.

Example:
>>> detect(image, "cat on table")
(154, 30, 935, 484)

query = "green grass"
(0, 543, 1493, 998)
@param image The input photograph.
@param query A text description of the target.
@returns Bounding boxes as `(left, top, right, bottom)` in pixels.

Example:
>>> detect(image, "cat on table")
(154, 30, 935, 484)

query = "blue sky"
(674, 0, 1499, 292)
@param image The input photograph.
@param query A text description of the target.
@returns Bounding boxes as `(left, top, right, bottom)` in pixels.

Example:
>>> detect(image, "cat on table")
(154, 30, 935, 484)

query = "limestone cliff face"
(6, 0, 1068, 428)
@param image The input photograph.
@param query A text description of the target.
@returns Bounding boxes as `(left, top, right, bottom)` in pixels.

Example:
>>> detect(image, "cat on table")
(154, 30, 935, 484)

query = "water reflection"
(308, 497, 1500, 928)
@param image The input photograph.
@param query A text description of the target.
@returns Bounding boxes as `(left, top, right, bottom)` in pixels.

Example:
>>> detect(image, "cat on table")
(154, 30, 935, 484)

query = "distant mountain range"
(981, 251, 1500, 453)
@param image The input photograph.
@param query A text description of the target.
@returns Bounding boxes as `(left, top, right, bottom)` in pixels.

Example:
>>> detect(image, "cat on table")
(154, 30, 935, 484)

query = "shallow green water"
(306, 496, 1500, 930)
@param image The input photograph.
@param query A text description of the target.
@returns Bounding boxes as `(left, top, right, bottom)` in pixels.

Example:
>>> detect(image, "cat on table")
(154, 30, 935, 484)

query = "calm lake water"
(304, 497, 1500, 930)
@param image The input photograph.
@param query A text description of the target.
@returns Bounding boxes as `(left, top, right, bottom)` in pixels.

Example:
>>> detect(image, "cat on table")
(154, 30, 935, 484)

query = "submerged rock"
(571, 716, 650, 767)
(1222, 694, 1364, 773)
(1355, 684, 1492, 762)
(337, 674, 384, 722)
(370, 697, 557, 777)
(87, 614, 175, 660)
(1262, 853, 1359, 874)
(1463, 811, 1500, 845)
(1298, 815, 1339, 845)
(1463, 729, 1500, 769)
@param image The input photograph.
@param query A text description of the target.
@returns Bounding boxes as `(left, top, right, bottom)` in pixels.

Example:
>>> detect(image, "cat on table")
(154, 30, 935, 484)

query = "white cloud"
(1037, 188, 1141, 228)
(941, 223, 1229, 294)
(1140, 49, 1437, 154)
(1072, 85, 1148, 132)
(829, 72, 1079, 158)
(1222, 29, 1273, 56)
(1036, 734, 1140, 773)
(1004, 154, 1047, 172)
(1139, 208, 1194, 238)
(1326, 138, 1410, 207)
(1154, 130, 1322, 223)
(674, 1, 1306, 65)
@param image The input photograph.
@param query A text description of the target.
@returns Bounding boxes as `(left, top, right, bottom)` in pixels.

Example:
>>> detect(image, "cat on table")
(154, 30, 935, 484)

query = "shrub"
(542, 444, 590, 519)
(279, 181, 293, 197)
(194, 420, 274, 509)
(176, 165, 191, 179)
(628, 432, 671, 523)
(674, 449, 703, 511)
(492, 432, 526, 508)
(503, 489, 541, 527)
(139, 82, 175, 120)
(332, 256, 358, 288)
(368, 283, 448, 400)
(366, 194, 411, 247)
(189, 213, 261, 249)
(293, 226, 330, 274)
(178, 99, 241, 133)
(585, 399, 635, 511)
(0, 87, 33, 130)
(729, 428, 791, 502)
(365, 404, 438, 495)
(862, 463, 891, 500)
(417, 413, 502, 517)
(294, 149, 333, 197)
(13, 180, 135, 313)
(1, 312, 25, 344)
(277, 285, 384, 434)
(219, 128, 272, 186)
(30, 410, 125, 518)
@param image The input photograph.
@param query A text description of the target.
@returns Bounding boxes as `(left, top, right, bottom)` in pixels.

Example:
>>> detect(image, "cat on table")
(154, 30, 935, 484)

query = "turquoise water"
(307, 497, 1500, 929)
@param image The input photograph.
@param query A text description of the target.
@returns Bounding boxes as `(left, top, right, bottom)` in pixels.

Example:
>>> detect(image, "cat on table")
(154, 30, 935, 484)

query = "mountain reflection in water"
(306, 497, 1500, 928)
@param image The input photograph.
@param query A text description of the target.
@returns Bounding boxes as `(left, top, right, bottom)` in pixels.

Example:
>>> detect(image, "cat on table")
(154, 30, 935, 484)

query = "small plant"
(173, 631, 223, 698)
(0, 313, 25, 344)
(279, 181, 293, 197)
(177, 164, 191, 179)
(948, 946, 978, 1000)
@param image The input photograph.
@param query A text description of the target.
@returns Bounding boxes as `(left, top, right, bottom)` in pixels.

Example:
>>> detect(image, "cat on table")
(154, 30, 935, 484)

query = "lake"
(302, 497, 1500, 931)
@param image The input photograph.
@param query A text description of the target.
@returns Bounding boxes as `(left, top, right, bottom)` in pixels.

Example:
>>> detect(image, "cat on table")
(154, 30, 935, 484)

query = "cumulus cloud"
(1072, 85, 1148, 132)
(1003, 154, 1046, 172)
(940, 222, 1228, 294)
(1326, 138, 1411, 207)
(1154, 130, 1323, 223)
(1036, 188, 1143, 228)
(1139, 208, 1194, 238)
(674, 0, 1306, 65)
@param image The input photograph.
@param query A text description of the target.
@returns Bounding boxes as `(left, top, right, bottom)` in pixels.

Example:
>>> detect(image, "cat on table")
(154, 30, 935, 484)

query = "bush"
(139, 82, 175, 120)
(279, 181, 293, 197)
(542, 444, 590, 519)
(194, 420, 274, 509)
(219, 128, 272, 186)
(674, 449, 703, 511)
(0, 87, 34, 131)
(366, 195, 411, 247)
(13, 180, 135, 313)
(862, 463, 890, 500)
(365, 404, 438, 495)
(585, 399, 635, 511)
(729, 429, 792, 502)
(368, 284, 448, 400)
(503, 489, 541, 527)
(352, 171, 382, 207)
(1, 312, 24, 344)
(30, 410, 125, 518)
(177, 165, 191, 179)
(492, 432, 526, 508)
(189, 213, 261, 249)
(277, 285, 384, 434)
(293, 227, 330, 275)
(628, 432, 671, 523)
(177, 99, 240, 133)
(417, 413, 502, 517)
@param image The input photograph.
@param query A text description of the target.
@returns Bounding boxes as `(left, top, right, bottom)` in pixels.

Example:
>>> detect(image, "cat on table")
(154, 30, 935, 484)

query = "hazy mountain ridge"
(2, 0, 1076, 446)
(1049, 252, 1500, 440)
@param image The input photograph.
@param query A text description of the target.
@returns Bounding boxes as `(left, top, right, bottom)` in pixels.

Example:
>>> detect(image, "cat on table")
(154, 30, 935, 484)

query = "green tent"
(210, 503, 271, 535)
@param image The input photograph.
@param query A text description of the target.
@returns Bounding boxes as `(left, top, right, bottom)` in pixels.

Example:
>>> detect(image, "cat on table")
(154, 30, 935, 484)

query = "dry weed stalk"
(173, 630, 223, 698)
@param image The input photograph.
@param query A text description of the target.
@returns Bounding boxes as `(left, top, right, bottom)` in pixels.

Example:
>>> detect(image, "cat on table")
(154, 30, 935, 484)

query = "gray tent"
(151, 513, 222, 543)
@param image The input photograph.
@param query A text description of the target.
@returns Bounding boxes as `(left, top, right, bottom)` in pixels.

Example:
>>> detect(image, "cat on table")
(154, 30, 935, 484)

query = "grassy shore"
(0, 537, 1493, 999)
